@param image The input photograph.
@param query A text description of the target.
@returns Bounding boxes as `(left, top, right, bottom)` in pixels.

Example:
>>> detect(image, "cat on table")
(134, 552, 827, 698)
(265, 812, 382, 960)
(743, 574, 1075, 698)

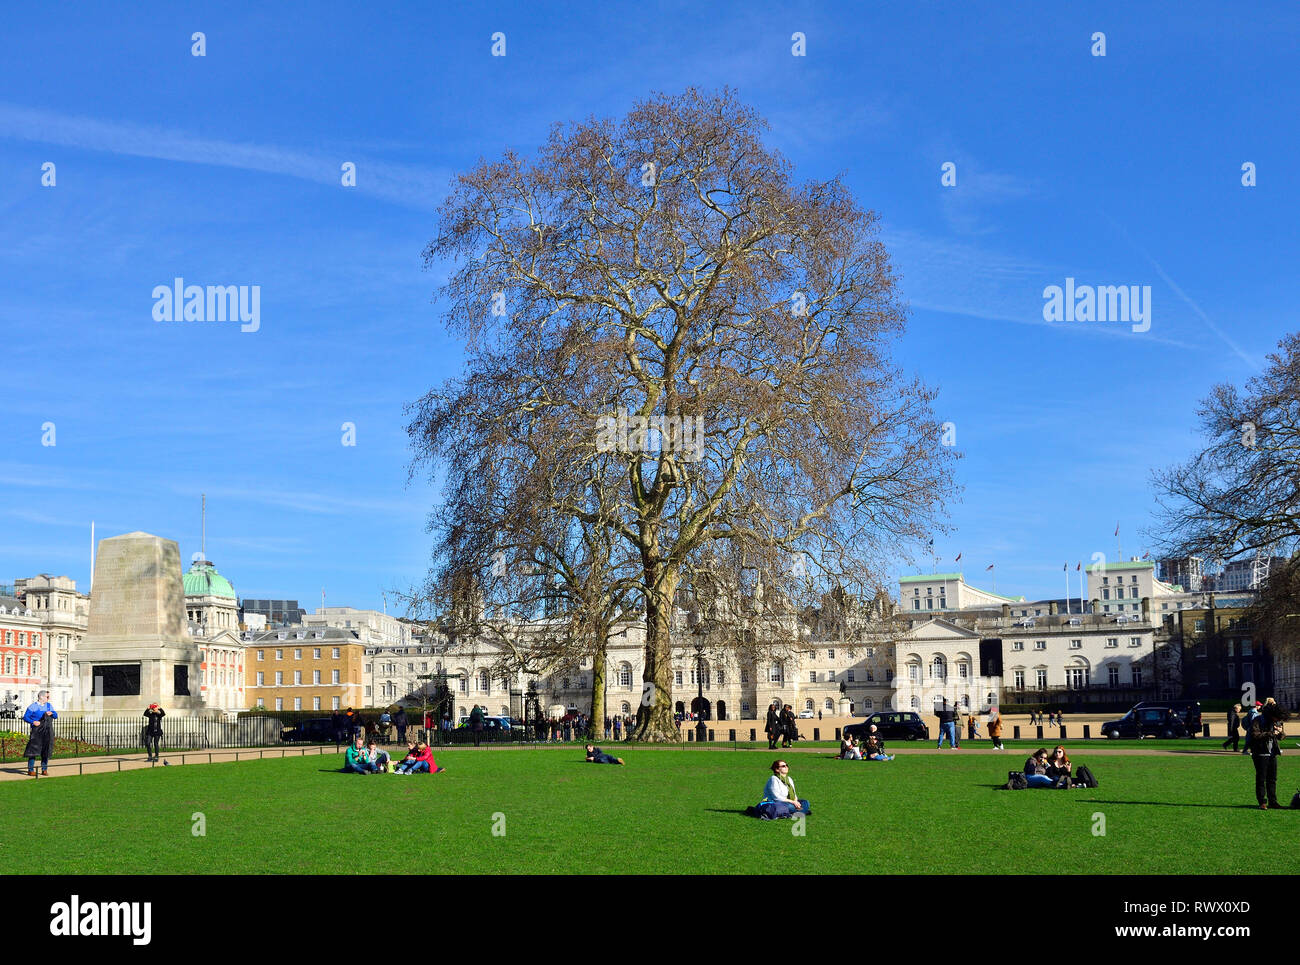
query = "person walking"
(765, 702, 781, 750)
(1223, 704, 1242, 752)
(331, 708, 344, 744)
(612, 715, 623, 741)
(967, 713, 979, 742)
(1249, 702, 1288, 809)
(393, 706, 408, 745)
(604, 715, 612, 739)
(142, 702, 165, 761)
(22, 690, 57, 777)
(779, 704, 798, 748)
(988, 708, 1004, 751)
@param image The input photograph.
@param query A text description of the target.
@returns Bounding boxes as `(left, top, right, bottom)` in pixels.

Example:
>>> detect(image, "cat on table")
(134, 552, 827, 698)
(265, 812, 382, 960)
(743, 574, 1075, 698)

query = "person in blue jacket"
(584, 744, 625, 765)
(23, 690, 57, 776)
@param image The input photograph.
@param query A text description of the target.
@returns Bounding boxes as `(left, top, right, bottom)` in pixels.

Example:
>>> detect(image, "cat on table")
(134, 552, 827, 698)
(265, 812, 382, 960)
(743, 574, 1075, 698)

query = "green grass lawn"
(4, 746, 1295, 875)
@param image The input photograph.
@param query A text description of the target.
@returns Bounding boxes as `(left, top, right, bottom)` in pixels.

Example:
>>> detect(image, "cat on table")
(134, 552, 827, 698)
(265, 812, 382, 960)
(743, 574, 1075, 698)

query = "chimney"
(1048, 601, 1058, 616)
(1001, 604, 1011, 619)
(1141, 597, 1151, 620)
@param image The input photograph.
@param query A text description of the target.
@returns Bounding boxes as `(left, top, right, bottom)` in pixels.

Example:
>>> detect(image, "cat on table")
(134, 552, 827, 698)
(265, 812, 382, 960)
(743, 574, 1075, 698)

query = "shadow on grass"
(704, 808, 755, 816)
(1078, 799, 1270, 810)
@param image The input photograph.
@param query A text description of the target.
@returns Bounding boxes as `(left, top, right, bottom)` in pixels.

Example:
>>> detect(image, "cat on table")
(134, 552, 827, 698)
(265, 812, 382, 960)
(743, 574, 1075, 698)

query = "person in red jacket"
(395, 739, 439, 774)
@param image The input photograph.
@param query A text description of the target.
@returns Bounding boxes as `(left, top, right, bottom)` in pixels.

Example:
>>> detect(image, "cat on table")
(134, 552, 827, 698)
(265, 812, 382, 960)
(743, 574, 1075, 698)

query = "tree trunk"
(632, 569, 680, 742)
(588, 631, 608, 741)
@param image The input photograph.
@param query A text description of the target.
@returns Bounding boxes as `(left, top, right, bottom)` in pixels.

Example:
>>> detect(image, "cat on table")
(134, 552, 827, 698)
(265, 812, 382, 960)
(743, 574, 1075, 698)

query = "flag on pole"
(985, 563, 994, 571)
(1063, 562, 1067, 570)
(1115, 522, 1120, 536)
(955, 552, 962, 562)
(1076, 562, 1081, 571)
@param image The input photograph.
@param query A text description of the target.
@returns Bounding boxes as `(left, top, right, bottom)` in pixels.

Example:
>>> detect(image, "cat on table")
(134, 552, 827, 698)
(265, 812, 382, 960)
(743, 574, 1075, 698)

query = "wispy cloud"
(0, 102, 450, 211)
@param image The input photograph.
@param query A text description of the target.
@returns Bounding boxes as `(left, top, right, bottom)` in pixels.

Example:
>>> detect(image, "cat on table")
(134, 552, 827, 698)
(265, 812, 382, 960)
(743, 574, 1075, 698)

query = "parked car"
(1100, 706, 1190, 739)
(280, 717, 338, 743)
(1131, 699, 1202, 735)
(843, 711, 930, 742)
(456, 715, 512, 730)
(797, 710, 816, 719)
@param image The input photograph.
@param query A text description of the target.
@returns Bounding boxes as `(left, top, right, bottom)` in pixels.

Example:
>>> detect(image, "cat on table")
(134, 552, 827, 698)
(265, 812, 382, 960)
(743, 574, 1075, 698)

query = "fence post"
(1013, 725, 1021, 740)
(1083, 725, 1091, 740)
(729, 729, 736, 742)
(813, 728, 820, 741)
(1060, 726, 1067, 740)
(708, 728, 715, 742)
(750, 728, 756, 742)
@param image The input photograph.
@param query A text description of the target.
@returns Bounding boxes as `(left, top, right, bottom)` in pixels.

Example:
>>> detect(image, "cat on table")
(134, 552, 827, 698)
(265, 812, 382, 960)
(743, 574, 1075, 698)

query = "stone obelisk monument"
(72, 532, 206, 712)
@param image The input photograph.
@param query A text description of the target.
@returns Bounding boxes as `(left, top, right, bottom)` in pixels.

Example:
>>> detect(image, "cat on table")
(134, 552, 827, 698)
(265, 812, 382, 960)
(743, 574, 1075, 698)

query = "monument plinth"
(72, 532, 206, 712)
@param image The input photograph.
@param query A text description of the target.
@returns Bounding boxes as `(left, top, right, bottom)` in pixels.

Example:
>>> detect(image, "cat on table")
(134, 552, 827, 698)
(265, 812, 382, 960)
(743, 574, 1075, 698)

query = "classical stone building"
(183, 558, 247, 713)
(0, 596, 46, 710)
(13, 574, 88, 707)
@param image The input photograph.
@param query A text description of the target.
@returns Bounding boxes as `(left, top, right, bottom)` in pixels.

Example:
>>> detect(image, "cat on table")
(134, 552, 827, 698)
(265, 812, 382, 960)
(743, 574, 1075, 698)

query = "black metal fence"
(0, 714, 284, 761)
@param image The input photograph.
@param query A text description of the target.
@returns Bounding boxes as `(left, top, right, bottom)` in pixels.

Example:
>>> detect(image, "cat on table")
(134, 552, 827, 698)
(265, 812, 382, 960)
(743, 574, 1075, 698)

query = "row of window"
(1009, 637, 1144, 651)
(257, 696, 342, 711)
(255, 670, 342, 686)
(1, 630, 39, 647)
(1100, 575, 1141, 585)
(256, 648, 341, 661)
(1101, 587, 1140, 600)
(1, 655, 39, 675)
(1011, 665, 1142, 689)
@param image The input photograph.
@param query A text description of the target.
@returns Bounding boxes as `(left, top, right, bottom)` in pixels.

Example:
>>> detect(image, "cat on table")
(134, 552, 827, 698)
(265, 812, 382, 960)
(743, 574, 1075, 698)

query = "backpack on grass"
(1002, 771, 1028, 790)
(1074, 765, 1098, 789)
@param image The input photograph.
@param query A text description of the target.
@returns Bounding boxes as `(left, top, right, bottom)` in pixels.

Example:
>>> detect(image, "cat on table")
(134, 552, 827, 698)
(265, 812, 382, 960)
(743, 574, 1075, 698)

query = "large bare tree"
(1153, 333, 1300, 649)
(409, 88, 956, 740)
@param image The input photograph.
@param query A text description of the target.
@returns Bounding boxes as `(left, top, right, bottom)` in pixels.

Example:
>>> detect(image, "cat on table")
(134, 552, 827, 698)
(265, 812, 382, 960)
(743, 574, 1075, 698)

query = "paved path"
(0, 744, 342, 782)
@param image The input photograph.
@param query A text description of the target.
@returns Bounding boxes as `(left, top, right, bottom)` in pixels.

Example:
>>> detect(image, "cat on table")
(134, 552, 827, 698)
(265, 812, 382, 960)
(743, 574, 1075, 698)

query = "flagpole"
(1065, 565, 1070, 615)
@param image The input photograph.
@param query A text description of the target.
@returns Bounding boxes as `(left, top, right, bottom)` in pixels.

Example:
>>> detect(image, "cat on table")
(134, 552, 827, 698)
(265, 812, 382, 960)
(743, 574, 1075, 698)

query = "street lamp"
(693, 630, 707, 744)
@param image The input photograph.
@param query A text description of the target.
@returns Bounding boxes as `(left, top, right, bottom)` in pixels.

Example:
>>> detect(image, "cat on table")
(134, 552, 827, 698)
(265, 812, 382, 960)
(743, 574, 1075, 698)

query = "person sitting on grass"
(839, 735, 862, 760)
(1046, 745, 1072, 785)
(751, 759, 811, 819)
(1023, 747, 1066, 788)
(394, 739, 439, 774)
(344, 737, 374, 774)
(584, 744, 625, 765)
(365, 737, 391, 773)
(862, 727, 895, 762)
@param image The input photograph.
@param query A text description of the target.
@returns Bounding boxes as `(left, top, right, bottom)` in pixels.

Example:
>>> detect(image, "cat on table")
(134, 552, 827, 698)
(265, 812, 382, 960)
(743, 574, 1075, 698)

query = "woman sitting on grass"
(1046, 745, 1072, 784)
(862, 730, 894, 762)
(584, 744, 625, 765)
(365, 737, 391, 773)
(839, 735, 862, 760)
(1024, 747, 1067, 788)
(750, 759, 811, 819)
(394, 739, 437, 774)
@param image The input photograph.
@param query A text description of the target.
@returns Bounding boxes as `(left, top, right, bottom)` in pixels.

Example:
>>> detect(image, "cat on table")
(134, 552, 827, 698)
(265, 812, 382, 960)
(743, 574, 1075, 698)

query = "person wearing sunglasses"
(755, 759, 811, 818)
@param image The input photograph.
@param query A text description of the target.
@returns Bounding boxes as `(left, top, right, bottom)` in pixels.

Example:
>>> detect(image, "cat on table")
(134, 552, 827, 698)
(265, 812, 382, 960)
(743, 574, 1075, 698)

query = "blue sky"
(1, 2, 1296, 610)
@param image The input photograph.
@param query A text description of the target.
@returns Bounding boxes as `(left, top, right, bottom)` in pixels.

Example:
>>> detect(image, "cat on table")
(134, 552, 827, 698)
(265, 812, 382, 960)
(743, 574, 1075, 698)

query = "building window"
(1107, 665, 1120, 687)
(1013, 670, 1025, 690)
(769, 663, 783, 683)
(913, 600, 920, 610)
(1131, 666, 1143, 687)
(332, 648, 340, 659)
(1106, 638, 1118, 648)
(365, 686, 372, 697)
(274, 672, 283, 685)
(274, 649, 283, 660)
(958, 662, 968, 678)
(907, 664, 918, 682)
(1035, 640, 1046, 651)
(332, 670, 340, 684)
(1070, 639, 1082, 650)
(847, 669, 855, 682)
(313, 648, 321, 659)
(256, 672, 264, 686)
(1067, 667, 1085, 688)
(293, 670, 302, 685)
(1012, 641, 1024, 651)
(1129, 636, 1141, 647)
(827, 649, 835, 659)
(674, 670, 683, 686)
(293, 648, 302, 660)
(1242, 638, 1254, 657)
(1035, 669, 1047, 689)
(332, 697, 340, 710)
(741, 670, 749, 684)
(619, 664, 632, 688)
(313, 697, 321, 710)
(257, 650, 264, 661)
(313, 670, 321, 684)
(293, 697, 302, 710)
(809, 671, 817, 683)
(275, 698, 284, 711)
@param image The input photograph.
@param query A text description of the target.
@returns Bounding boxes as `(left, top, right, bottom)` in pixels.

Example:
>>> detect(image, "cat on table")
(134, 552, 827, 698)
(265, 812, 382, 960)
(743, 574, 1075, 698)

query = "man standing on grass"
(469, 703, 485, 746)
(22, 690, 57, 776)
(936, 699, 958, 749)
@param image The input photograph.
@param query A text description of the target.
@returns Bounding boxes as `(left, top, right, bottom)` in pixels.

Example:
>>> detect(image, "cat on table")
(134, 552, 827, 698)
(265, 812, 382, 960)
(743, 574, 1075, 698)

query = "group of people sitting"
(343, 736, 442, 775)
(839, 726, 895, 761)
(1023, 745, 1084, 788)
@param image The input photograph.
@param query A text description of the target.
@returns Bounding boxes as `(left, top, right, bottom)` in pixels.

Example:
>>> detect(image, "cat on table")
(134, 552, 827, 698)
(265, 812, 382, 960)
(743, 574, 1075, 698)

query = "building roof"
(900, 573, 963, 583)
(1086, 561, 1154, 573)
(183, 560, 236, 600)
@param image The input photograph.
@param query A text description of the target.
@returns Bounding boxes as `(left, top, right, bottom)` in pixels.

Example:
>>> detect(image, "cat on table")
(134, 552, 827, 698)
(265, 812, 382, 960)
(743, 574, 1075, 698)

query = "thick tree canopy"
(409, 88, 957, 740)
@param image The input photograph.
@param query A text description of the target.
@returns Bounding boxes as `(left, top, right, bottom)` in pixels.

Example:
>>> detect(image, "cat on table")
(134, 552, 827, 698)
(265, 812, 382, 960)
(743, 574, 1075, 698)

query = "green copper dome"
(184, 560, 236, 599)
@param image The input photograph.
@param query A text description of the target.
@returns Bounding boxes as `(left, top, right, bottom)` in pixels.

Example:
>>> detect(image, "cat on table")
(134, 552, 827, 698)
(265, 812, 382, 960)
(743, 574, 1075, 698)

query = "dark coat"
(765, 707, 780, 736)
(23, 719, 54, 759)
(143, 708, 165, 736)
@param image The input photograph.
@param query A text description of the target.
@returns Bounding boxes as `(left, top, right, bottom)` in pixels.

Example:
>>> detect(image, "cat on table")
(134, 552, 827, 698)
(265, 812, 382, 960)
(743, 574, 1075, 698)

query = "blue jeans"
(397, 760, 430, 773)
(1026, 774, 1057, 788)
(938, 722, 958, 747)
(344, 761, 373, 774)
